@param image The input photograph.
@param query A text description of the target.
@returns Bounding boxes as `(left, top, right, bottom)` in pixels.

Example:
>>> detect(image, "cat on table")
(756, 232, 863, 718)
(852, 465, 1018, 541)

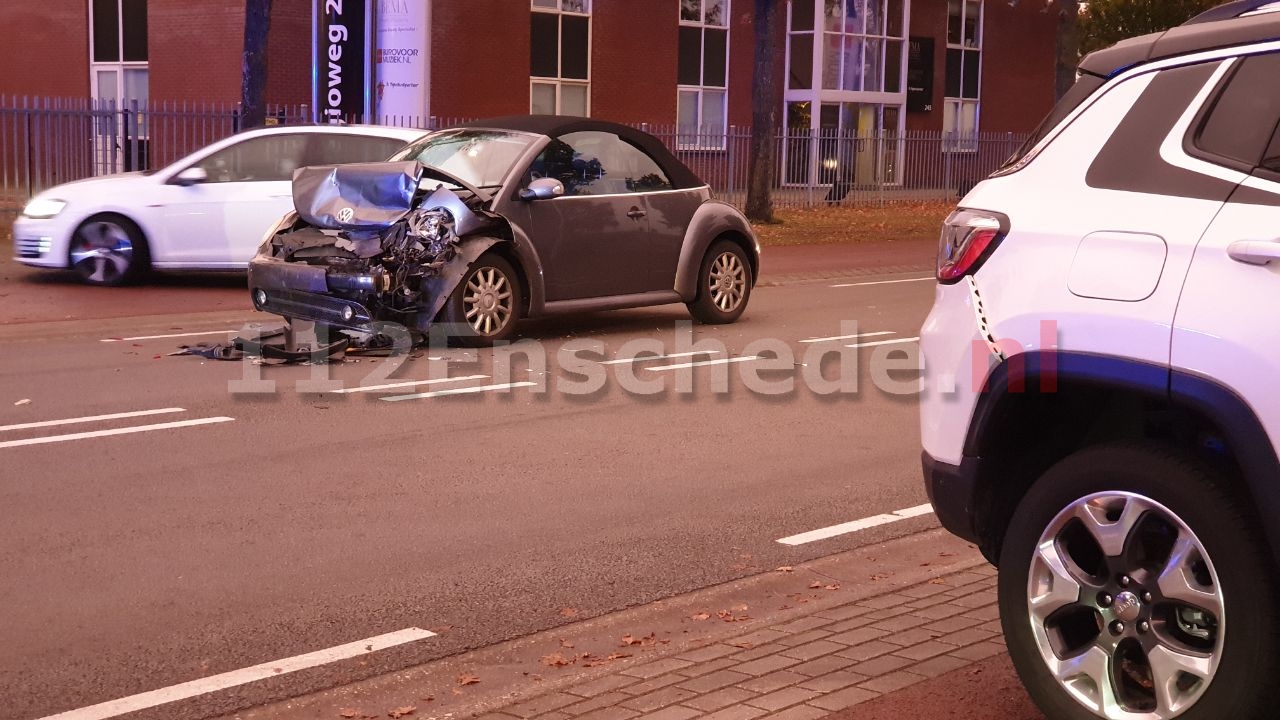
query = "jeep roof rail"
(1077, 10, 1280, 79)
(1185, 0, 1280, 24)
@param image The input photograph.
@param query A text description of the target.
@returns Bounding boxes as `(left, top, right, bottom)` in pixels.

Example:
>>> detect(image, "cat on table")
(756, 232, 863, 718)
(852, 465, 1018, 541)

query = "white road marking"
(644, 356, 764, 372)
(830, 277, 934, 288)
(0, 408, 186, 433)
(0, 417, 234, 450)
(776, 504, 936, 545)
(36, 627, 437, 720)
(599, 350, 721, 365)
(380, 381, 538, 402)
(799, 331, 895, 344)
(330, 374, 490, 394)
(100, 330, 238, 343)
(846, 337, 920, 349)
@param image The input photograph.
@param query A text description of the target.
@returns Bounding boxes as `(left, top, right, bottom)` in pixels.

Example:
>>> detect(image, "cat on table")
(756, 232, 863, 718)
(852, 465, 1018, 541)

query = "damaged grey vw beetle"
(248, 116, 760, 347)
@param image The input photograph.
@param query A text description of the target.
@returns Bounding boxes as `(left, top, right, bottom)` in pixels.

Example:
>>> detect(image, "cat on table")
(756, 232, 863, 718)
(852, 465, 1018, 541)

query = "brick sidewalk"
(475, 566, 1004, 720)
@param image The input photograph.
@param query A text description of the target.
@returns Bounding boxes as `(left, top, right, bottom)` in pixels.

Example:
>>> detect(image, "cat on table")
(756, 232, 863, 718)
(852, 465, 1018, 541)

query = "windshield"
(389, 129, 536, 188)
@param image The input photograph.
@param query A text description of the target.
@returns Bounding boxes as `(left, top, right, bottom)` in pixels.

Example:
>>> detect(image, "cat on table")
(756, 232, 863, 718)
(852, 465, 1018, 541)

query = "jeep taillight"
(937, 209, 1009, 284)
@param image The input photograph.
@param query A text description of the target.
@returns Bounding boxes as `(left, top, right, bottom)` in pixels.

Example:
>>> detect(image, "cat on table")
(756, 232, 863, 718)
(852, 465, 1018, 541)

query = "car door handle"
(1227, 239, 1280, 265)
(627, 207, 646, 219)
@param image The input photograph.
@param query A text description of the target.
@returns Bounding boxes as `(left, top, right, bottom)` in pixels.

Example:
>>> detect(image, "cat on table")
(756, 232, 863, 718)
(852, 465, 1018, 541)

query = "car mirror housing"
(173, 166, 208, 186)
(519, 177, 565, 201)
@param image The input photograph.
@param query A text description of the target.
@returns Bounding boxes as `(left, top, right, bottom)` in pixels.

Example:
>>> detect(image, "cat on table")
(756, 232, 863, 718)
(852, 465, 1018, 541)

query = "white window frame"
(677, 0, 731, 150)
(943, 0, 982, 153)
(88, 0, 149, 109)
(531, 0, 592, 117)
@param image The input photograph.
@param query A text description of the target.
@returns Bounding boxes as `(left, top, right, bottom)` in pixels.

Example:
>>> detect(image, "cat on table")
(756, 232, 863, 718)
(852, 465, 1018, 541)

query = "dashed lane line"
(0, 417, 235, 450)
(0, 408, 186, 433)
(829, 276, 935, 288)
(36, 628, 437, 720)
(599, 350, 721, 365)
(776, 504, 935, 545)
(643, 356, 765, 372)
(100, 330, 240, 343)
(380, 381, 539, 402)
(846, 336, 920, 349)
(330, 374, 490, 394)
(799, 331, 895, 344)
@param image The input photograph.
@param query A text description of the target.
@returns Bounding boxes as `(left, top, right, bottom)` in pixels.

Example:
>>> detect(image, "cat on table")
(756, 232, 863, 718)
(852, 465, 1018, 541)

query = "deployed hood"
(292, 161, 422, 231)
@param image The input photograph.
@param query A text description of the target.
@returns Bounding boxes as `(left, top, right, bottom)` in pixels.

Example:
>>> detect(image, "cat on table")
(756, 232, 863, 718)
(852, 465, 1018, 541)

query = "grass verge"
(749, 200, 954, 246)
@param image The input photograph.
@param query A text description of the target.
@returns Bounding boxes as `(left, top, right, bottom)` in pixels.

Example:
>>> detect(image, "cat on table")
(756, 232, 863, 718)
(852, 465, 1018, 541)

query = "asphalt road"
(1, 260, 947, 720)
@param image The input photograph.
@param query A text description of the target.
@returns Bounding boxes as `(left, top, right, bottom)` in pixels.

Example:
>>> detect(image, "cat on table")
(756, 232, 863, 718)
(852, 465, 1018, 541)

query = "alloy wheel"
(1027, 491, 1224, 719)
(708, 251, 746, 313)
(462, 266, 514, 336)
(71, 220, 134, 285)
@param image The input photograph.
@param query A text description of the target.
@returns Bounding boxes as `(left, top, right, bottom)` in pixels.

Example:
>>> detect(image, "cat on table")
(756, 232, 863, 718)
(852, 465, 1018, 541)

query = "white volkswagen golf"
(12, 124, 425, 285)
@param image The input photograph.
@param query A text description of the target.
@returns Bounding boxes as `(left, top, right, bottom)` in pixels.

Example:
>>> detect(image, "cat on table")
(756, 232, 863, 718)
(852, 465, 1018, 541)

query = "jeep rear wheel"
(998, 444, 1280, 720)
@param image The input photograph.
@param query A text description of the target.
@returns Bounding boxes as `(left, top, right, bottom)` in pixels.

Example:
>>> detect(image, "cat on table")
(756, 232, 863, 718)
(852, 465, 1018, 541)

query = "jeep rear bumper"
(922, 451, 982, 546)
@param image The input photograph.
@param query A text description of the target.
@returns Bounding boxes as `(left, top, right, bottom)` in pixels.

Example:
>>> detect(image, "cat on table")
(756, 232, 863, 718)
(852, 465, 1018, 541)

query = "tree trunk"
(241, 0, 274, 129)
(745, 0, 782, 223)
(1054, 0, 1081, 100)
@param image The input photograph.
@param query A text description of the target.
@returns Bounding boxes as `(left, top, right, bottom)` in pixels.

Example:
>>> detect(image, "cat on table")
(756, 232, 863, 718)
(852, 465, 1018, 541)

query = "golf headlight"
(22, 198, 67, 219)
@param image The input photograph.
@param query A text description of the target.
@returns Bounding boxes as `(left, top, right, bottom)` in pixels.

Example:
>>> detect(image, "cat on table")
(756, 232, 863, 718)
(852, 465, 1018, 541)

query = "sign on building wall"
(907, 37, 934, 113)
(315, 0, 374, 122)
(375, 0, 430, 120)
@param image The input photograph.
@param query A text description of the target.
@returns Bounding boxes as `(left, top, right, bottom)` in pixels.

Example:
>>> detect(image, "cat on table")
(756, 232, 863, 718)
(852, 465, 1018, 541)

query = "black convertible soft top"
(458, 115, 705, 190)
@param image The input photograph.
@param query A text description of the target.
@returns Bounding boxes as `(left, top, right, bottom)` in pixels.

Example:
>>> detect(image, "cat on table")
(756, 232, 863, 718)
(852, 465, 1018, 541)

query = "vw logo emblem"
(337, 207, 355, 223)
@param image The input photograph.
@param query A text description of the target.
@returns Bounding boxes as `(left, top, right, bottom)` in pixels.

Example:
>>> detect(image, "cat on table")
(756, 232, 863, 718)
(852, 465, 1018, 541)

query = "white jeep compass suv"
(920, 2, 1280, 718)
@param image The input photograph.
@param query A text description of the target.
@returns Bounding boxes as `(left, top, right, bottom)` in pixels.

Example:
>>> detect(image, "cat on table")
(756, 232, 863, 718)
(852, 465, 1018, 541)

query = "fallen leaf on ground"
(775, 566, 793, 573)
(559, 638, 575, 648)
(607, 652, 631, 660)
(388, 707, 416, 719)
(824, 584, 840, 591)
(930, 578, 948, 585)
(339, 710, 359, 719)
(809, 581, 823, 589)
(870, 573, 889, 581)
(620, 633, 656, 646)
(559, 607, 578, 618)
(457, 673, 480, 685)
(541, 653, 573, 667)
(690, 612, 711, 621)
(419, 696, 434, 702)
(14, 399, 30, 406)
(730, 641, 754, 649)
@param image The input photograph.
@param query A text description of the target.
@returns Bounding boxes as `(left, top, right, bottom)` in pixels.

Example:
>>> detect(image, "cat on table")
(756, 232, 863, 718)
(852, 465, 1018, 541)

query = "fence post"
(23, 97, 33, 198)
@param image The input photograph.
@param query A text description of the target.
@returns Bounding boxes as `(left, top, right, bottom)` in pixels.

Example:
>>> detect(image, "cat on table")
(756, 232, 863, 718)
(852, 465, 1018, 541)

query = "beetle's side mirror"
(519, 177, 565, 201)
(173, 167, 208, 187)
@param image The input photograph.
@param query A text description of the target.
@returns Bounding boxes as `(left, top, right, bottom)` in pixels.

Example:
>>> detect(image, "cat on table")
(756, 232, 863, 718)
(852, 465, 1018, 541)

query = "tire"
(997, 442, 1280, 720)
(69, 214, 149, 286)
(686, 239, 752, 324)
(441, 253, 522, 347)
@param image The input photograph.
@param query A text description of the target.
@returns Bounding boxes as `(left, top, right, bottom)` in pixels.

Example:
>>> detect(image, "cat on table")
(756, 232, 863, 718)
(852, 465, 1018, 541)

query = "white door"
(1172, 50, 1280, 451)
(157, 133, 308, 266)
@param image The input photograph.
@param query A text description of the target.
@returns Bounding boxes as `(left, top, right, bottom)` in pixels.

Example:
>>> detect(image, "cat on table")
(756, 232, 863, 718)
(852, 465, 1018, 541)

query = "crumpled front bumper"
(247, 255, 376, 330)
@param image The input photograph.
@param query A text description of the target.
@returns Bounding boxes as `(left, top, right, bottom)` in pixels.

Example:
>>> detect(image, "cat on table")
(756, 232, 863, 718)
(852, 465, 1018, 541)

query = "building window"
(531, 0, 591, 117)
(783, 0, 908, 189)
(944, 0, 981, 151)
(677, 0, 729, 149)
(817, 0, 904, 93)
(90, 0, 149, 112)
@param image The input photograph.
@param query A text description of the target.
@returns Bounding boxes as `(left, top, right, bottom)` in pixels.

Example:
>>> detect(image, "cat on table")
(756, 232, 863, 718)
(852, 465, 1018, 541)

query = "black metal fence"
(0, 97, 1028, 209)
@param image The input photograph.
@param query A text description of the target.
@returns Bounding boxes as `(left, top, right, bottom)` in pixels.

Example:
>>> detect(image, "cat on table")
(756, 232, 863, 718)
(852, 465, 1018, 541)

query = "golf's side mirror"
(174, 167, 208, 186)
(519, 177, 565, 201)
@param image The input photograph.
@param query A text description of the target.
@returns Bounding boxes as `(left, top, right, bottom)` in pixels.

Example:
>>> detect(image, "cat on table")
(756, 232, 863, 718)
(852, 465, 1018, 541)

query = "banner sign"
(375, 0, 430, 119)
(907, 37, 934, 113)
(315, 0, 373, 122)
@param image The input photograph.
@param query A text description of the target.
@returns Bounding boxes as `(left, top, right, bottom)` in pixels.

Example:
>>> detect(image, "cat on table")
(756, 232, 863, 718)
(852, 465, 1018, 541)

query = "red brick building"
(0, 0, 1059, 189)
